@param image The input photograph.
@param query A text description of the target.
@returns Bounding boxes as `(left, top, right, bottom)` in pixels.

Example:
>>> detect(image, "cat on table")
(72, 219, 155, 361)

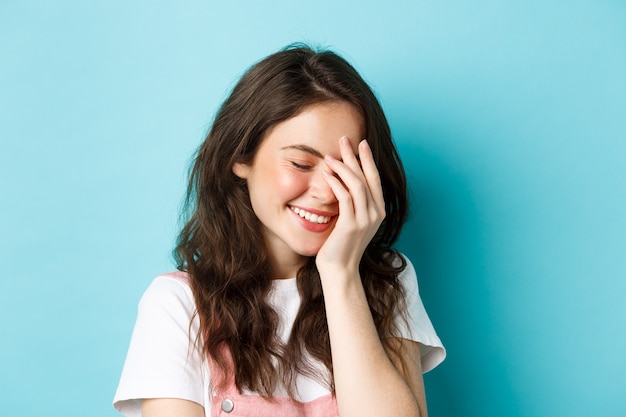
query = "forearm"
(320, 269, 423, 417)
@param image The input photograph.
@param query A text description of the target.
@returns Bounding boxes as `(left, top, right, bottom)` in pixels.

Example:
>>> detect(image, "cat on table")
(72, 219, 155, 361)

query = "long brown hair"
(174, 44, 409, 396)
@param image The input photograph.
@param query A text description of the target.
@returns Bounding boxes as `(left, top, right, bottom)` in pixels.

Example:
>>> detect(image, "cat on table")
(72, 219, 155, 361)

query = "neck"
(269, 253, 305, 279)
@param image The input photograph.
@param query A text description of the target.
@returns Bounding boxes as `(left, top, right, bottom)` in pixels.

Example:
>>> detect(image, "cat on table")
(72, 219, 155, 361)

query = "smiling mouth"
(290, 207, 332, 224)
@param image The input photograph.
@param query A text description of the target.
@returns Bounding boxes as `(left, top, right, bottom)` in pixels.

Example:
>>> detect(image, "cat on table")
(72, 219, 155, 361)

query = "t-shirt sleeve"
(113, 275, 207, 417)
(395, 255, 446, 373)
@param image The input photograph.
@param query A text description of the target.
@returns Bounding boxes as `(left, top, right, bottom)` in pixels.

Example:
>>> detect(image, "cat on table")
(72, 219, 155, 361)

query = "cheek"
(274, 170, 309, 200)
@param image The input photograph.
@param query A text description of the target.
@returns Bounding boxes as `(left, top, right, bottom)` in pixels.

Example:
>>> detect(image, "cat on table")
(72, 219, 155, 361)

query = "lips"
(290, 206, 332, 224)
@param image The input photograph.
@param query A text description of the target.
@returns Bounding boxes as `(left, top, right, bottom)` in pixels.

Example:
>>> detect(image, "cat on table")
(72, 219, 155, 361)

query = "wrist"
(317, 267, 363, 298)
(316, 263, 357, 282)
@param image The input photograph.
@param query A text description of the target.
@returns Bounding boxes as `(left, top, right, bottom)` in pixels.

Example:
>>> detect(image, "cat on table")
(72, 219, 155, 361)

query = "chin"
(298, 249, 321, 258)
(294, 244, 323, 258)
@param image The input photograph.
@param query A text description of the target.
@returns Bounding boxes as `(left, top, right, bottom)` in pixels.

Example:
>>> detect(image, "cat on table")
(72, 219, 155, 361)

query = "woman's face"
(233, 101, 364, 278)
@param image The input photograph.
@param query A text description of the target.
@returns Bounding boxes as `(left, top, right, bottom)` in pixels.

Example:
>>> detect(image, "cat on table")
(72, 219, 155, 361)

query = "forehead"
(260, 101, 365, 154)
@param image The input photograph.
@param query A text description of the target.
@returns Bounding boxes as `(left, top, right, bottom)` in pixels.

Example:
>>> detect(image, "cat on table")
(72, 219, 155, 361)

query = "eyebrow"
(280, 144, 324, 159)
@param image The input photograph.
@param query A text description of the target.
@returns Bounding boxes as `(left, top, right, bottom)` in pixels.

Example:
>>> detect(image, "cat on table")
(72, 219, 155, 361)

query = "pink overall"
(208, 350, 339, 417)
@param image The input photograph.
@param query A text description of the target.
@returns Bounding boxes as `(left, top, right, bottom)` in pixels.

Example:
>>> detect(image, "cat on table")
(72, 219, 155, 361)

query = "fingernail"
(325, 155, 336, 162)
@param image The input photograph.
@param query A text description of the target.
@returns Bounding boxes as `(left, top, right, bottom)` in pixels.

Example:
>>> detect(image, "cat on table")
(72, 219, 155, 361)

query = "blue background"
(1, 1, 625, 416)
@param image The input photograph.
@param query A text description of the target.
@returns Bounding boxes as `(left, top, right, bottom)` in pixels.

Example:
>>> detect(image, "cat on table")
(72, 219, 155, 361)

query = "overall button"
(221, 399, 235, 413)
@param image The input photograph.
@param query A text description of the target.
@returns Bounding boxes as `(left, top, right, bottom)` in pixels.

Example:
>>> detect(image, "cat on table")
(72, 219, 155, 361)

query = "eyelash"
(291, 161, 313, 170)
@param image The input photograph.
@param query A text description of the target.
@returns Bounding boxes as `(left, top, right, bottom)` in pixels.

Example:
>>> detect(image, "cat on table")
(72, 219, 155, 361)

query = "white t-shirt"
(113, 256, 445, 417)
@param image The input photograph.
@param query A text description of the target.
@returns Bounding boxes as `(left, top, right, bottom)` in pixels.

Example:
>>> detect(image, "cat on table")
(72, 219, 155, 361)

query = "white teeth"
(292, 207, 331, 224)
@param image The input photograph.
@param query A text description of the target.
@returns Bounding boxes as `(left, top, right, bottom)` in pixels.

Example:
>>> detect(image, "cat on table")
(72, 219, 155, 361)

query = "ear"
(232, 162, 251, 179)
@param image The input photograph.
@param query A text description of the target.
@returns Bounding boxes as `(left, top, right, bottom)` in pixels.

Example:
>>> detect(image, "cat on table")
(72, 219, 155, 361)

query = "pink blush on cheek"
(274, 170, 309, 199)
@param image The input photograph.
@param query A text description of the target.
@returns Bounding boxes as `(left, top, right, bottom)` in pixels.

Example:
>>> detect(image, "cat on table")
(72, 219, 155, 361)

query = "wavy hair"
(174, 44, 409, 396)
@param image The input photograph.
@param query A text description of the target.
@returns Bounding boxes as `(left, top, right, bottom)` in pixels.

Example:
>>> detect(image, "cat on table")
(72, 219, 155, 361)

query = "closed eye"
(291, 161, 313, 170)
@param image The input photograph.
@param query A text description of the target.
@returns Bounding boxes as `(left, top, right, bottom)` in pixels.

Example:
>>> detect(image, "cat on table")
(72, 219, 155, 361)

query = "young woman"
(114, 44, 445, 417)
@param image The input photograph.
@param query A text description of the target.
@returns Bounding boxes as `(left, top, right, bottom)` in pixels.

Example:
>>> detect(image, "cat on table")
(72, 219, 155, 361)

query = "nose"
(310, 168, 337, 205)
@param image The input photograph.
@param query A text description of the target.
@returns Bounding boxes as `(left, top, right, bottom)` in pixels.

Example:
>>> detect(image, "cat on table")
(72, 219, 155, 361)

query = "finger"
(324, 155, 369, 218)
(358, 140, 385, 214)
(322, 168, 355, 219)
(339, 136, 363, 178)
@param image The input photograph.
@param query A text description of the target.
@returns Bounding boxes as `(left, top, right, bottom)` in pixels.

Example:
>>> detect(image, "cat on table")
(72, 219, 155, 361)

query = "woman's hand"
(315, 137, 424, 417)
(315, 136, 386, 277)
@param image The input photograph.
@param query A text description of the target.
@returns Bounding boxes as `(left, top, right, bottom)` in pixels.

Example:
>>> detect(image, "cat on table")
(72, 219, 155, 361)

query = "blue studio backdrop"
(1, 1, 625, 416)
